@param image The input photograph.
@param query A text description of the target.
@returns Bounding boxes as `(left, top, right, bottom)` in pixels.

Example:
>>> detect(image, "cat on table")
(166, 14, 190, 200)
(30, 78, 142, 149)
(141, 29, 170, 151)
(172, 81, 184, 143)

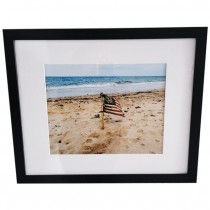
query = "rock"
(94, 114, 100, 118)
(135, 106, 141, 109)
(91, 114, 100, 119)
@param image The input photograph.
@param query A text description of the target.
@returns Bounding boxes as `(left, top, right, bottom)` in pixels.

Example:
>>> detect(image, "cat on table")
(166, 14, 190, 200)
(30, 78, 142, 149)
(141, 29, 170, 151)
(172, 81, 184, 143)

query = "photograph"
(3, 27, 207, 184)
(45, 64, 166, 154)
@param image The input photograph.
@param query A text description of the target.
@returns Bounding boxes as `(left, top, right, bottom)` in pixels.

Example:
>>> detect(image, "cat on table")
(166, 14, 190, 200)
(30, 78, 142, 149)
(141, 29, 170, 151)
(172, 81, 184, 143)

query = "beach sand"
(47, 90, 165, 154)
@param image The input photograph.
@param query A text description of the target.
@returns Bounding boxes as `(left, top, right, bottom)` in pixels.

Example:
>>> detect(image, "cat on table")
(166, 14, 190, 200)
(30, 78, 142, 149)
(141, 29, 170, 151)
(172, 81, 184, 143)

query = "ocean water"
(45, 76, 166, 98)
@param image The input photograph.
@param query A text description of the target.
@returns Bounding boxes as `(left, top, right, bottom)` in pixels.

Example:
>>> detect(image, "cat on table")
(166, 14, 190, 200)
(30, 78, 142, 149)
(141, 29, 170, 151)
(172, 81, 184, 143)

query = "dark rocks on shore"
(91, 114, 100, 119)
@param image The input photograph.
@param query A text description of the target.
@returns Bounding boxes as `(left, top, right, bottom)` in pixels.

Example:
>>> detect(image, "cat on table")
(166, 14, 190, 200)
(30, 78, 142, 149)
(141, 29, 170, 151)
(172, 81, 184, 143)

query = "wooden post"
(101, 95, 104, 129)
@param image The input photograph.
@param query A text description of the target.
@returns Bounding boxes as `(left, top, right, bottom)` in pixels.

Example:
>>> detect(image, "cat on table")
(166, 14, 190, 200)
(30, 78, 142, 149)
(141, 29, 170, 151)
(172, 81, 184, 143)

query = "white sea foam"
(46, 81, 166, 98)
(46, 82, 117, 90)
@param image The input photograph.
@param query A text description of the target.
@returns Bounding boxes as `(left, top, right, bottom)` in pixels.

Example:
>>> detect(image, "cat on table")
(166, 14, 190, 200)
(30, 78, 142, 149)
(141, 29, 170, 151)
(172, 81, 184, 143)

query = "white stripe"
(104, 107, 123, 113)
(104, 110, 124, 117)
(104, 103, 122, 110)
(104, 105, 122, 111)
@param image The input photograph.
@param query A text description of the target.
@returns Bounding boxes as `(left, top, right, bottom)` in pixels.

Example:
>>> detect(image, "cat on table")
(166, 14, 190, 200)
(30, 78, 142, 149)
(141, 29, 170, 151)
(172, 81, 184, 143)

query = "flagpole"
(101, 94, 104, 130)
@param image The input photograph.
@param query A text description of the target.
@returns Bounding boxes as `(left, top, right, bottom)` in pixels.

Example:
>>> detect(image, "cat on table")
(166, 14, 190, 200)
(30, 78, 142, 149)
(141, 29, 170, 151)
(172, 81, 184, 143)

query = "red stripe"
(104, 110, 124, 117)
(104, 105, 122, 112)
(114, 100, 120, 106)
(104, 103, 122, 110)
(104, 108, 123, 113)
(105, 106, 121, 110)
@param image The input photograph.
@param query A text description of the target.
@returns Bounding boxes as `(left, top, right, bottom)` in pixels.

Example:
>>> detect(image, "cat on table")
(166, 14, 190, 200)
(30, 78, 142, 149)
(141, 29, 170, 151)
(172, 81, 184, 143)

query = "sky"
(45, 64, 166, 77)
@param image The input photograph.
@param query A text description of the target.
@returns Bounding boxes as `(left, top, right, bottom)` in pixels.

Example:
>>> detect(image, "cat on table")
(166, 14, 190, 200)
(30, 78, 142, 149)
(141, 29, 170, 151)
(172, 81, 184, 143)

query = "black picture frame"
(3, 27, 207, 183)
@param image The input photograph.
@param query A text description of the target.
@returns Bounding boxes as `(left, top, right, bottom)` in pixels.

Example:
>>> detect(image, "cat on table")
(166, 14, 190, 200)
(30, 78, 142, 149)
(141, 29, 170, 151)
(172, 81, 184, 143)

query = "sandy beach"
(47, 90, 165, 154)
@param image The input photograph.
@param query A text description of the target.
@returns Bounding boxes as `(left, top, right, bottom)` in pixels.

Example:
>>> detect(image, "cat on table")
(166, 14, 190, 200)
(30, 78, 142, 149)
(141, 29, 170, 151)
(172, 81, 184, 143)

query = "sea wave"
(46, 81, 165, 90)
(115, 81, 133, 84)
(46, 82, 117, 90)
(46, 81, 165, 98)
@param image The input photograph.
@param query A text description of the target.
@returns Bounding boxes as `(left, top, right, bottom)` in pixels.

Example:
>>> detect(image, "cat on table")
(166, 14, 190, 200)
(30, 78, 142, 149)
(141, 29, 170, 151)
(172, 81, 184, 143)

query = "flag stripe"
(114, 101, 120, 106)
(104, 104, 122, 110)
(104, 104, 122, 111)
(104, 110, 124, 117)
(104, 107, 123, 113)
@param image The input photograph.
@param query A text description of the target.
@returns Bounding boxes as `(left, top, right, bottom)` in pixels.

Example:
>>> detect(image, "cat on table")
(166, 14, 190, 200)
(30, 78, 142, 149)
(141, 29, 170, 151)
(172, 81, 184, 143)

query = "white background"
(0, 1, 209, 210)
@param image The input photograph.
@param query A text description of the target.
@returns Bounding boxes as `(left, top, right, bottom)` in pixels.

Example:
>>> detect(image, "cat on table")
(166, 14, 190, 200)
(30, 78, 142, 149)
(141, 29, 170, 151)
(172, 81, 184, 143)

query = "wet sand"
(47, 90, 165, 154)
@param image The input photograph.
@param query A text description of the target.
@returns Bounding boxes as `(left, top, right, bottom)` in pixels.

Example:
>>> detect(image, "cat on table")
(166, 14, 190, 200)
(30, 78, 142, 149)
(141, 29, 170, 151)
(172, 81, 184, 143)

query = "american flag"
(100, 93, 125, 117)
